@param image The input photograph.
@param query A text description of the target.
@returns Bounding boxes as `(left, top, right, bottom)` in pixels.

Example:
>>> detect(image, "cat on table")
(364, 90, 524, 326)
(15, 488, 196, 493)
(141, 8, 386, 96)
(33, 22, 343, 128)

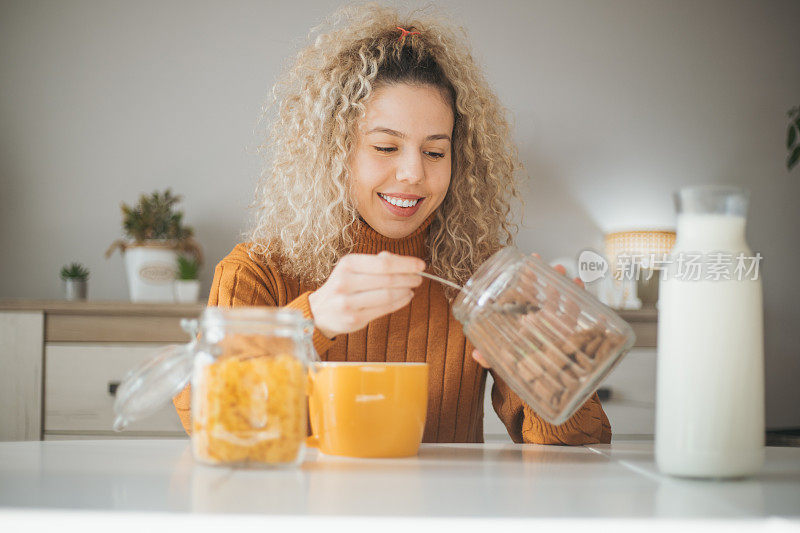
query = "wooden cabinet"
(2, 300, 657, 442)
(0, 300, 203, 441)
(0, 311, 43, 441)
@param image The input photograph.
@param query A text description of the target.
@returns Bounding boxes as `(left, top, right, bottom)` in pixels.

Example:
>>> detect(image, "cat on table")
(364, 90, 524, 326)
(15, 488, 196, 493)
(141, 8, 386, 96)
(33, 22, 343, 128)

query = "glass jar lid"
(112, 341, 195, 431)
(200, 307, 314, 343)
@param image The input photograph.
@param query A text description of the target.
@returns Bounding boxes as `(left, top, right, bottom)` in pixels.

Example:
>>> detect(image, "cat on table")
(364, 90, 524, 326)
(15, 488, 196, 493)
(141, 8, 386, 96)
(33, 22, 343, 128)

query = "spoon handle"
(418, 271, 464, 292)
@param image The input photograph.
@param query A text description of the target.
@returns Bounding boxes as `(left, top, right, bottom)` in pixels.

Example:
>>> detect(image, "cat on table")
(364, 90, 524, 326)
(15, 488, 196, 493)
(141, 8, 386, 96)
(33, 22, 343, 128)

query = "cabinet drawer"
(45, 343, 186, 435)
(602, 401, 654, 436)
(483, 374, 511, 441)
(599, 348, 656, 436)
(598, 348, 656, 404)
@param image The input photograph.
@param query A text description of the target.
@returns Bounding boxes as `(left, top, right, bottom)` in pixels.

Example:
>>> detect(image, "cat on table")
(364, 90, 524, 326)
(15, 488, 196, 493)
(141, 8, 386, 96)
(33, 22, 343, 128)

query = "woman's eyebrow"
(366, 126, 451, 142)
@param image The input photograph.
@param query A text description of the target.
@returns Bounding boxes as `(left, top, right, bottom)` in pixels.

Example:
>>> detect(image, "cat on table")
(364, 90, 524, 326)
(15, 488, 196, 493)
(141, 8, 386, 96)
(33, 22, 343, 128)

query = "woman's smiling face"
(349, 83, 454, 239)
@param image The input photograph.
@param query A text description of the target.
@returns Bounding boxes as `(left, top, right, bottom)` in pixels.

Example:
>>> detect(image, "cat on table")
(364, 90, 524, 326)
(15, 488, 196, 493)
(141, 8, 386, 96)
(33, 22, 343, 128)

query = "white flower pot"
(63, 279, 87, 301)
(123, 244, 179, 302)
(173, 279, 201, 303)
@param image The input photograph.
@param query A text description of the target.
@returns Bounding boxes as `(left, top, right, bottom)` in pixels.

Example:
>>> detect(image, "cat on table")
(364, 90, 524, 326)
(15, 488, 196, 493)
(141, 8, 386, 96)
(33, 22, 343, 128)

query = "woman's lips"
(377, 193, 424, 218)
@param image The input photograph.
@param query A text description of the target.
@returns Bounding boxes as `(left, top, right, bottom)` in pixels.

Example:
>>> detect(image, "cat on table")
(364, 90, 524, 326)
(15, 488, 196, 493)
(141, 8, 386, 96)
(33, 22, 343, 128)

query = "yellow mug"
(306, 362, 428, 458)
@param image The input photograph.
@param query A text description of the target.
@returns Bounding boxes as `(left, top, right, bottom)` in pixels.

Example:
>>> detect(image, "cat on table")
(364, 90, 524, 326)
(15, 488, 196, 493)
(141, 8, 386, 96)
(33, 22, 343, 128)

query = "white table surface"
(0, 439, 798, 520)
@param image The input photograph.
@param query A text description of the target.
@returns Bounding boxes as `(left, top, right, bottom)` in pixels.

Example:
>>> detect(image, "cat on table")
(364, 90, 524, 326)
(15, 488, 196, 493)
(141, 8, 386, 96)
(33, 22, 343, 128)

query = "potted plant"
(174, 255, 201, 303)
(105, 189, 203, 302)
(60, 263, 89, 301)
(787, 105, 799, 171)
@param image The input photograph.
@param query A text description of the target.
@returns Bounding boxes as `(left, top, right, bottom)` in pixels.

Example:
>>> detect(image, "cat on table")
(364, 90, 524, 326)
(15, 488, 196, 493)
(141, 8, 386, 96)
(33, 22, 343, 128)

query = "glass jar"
(452, 248, 636, 425)
(113, 307, 316, 468)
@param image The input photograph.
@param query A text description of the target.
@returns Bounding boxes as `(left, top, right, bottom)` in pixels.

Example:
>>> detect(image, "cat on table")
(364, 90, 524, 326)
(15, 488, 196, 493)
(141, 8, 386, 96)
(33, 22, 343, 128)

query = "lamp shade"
(603, 230, 676, 307)
(604, 230, 676, 273)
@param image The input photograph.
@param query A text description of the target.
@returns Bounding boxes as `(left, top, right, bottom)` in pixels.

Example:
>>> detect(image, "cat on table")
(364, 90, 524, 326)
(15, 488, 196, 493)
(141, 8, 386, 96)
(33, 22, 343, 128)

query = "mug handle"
(305, 371, 320, 448)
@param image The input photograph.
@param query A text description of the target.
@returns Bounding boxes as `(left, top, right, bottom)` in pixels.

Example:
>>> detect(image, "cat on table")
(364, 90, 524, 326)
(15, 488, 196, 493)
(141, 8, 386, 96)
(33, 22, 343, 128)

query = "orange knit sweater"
(173, 214, 611, 445)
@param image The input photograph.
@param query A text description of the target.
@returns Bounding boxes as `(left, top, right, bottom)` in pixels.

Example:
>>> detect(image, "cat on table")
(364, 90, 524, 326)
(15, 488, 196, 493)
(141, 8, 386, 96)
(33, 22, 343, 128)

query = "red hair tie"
(397, 26, 420, 42)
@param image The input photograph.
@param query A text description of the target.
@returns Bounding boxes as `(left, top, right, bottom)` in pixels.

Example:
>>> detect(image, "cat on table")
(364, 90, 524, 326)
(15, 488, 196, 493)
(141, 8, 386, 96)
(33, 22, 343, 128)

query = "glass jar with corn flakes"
(112, 307, 317, 468)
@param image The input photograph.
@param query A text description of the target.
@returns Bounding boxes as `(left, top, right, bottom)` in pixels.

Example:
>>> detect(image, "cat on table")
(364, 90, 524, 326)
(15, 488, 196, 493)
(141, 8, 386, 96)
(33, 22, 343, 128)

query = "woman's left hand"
(471, 254, 584, 370)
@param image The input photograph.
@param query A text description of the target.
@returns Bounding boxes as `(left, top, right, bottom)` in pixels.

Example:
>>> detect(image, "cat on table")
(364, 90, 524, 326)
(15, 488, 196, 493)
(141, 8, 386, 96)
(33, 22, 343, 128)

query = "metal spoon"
(418, 271, 539, 315)
(418, 271, 464, 292)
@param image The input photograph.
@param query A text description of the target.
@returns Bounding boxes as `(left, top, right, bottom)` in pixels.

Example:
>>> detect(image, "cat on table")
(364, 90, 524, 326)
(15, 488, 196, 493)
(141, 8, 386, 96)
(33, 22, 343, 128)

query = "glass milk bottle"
(656, 185, 765, 478)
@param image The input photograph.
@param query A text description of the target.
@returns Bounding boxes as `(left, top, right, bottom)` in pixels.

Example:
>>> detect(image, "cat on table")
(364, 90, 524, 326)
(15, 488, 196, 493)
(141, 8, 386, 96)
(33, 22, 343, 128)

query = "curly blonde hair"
(247, 2, 522, 296)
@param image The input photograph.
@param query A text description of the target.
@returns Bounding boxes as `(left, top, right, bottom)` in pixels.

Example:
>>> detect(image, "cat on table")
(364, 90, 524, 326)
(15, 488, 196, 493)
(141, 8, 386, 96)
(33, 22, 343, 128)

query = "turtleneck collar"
(351, 211, 435, 260)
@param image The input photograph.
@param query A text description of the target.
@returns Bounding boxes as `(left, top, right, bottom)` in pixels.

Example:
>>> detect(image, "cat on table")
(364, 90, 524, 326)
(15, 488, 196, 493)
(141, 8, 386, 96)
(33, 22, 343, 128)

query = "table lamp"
(604, 230, 676, 307)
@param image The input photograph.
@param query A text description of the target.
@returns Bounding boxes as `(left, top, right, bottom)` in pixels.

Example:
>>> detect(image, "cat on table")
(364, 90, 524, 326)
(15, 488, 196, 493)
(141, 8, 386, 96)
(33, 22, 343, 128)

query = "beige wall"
(1, 0, 798, 427)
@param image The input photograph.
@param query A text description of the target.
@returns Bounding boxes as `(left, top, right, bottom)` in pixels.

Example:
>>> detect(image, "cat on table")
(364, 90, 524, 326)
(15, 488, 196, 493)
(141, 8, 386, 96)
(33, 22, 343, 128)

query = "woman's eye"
(425, 151, 445, 159)
(373, 146, 397, 153)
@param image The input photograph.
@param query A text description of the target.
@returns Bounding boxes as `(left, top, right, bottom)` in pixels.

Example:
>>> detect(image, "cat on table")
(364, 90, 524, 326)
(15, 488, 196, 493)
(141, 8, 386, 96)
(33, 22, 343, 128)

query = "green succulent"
(60, 263, 90, 281)
(177, 255, 200, 280)
(788, 106, 800, 171)
(105, 188, 203, 264)
(120, 189, 194, 242)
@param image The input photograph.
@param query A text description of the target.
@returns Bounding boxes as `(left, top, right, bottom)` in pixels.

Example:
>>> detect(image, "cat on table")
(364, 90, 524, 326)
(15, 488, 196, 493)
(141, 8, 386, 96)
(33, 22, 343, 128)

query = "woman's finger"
(339, 251, 425, 275)
(472, 349, 490, 369)
(335, 271, 422, 293)
(554, 264, 586, 289)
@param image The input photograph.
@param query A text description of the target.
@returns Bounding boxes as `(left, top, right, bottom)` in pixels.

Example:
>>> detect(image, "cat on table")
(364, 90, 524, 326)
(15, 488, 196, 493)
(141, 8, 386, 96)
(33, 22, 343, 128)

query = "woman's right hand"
(308, 251, 426, 339)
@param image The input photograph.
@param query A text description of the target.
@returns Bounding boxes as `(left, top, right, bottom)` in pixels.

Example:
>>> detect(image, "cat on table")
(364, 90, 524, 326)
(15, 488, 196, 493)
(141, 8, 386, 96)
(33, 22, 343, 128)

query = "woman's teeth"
(379, 193, 419, 207)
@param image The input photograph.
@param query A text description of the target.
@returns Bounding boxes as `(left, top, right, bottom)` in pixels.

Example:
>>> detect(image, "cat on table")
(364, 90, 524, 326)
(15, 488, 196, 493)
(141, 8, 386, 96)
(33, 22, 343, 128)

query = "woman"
(173, 4, 611, 445)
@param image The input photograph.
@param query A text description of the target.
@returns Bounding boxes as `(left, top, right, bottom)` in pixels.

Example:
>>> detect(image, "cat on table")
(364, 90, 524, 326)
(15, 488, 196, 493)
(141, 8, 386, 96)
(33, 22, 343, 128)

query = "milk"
(656, 213, 765, 477)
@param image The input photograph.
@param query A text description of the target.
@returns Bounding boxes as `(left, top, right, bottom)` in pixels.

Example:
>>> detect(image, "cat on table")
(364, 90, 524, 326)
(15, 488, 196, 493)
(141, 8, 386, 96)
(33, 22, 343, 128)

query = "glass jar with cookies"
(452, 248, 636, 425)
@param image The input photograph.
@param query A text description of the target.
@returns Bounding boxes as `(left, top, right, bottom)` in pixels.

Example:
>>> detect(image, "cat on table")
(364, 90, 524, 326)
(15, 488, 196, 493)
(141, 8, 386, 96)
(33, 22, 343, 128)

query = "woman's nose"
(395, 151, 425, 184)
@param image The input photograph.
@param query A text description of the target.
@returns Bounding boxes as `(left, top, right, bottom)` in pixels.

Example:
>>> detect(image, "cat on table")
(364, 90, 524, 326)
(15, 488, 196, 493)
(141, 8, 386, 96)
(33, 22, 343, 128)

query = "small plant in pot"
(174, 255, 202, 303)
(60, 262, 90, 301)
(105, 189, 203, 302)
